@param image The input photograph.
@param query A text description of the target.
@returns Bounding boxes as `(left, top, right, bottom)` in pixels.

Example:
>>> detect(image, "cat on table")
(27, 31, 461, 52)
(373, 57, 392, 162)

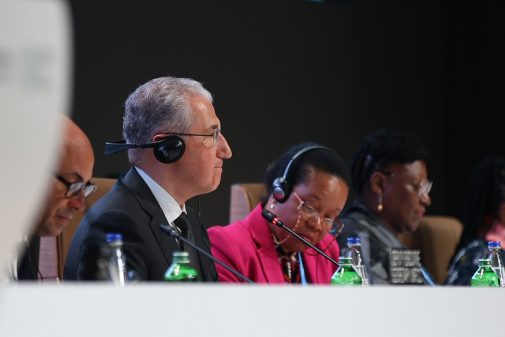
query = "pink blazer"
(208, 204, 340, 284)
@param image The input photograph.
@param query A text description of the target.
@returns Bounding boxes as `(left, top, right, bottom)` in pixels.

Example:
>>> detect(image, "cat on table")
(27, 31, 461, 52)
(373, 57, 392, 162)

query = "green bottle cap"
(338, 256, 352, 265)
(172, 251, 190, 264)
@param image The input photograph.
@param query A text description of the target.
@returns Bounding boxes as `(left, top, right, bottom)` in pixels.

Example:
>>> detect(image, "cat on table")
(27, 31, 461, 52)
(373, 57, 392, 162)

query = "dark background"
(68, 0, 503, 227)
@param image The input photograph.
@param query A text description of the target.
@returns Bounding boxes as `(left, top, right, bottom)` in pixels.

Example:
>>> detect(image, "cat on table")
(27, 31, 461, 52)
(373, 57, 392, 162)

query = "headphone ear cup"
(272, 177, 290, 203)
(153, 136, 185, 164)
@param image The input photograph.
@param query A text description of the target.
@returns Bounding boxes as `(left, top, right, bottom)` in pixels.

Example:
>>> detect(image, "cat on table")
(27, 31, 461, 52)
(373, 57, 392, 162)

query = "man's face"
(173, 94, 232, 198)
(37, 143, 94, 236)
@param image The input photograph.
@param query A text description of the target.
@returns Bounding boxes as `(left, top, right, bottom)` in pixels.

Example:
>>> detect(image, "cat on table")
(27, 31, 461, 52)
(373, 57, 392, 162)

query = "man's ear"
(369, 171, 386, 195)
(152, 134, 165, 142)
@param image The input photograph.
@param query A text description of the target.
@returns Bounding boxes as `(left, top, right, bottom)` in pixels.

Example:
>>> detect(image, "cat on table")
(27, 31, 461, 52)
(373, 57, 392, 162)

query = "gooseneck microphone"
(261, 208, 339, 267)
(160, 224, 255, 284)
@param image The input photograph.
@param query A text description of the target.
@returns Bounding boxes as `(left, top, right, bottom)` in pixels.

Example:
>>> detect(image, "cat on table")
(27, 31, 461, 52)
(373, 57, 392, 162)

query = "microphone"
(261, 208, 339, 267)
(159, 224, 255, 284)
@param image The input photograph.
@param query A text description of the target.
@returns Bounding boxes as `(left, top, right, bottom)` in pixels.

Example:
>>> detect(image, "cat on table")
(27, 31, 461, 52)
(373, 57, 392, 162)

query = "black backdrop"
(68, 0, 504, 227)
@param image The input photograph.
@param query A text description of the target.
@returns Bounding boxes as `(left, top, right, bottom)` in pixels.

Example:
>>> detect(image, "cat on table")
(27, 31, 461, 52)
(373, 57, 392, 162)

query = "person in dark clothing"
(64, 76, 232, 281)
(16, 116, 95, 280)
(446, 156, 505, 285)
(338, 128, 433, 285)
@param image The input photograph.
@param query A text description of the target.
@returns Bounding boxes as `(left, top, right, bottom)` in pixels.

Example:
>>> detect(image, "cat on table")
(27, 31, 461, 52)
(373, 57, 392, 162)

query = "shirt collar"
(135, 166, 186, 224)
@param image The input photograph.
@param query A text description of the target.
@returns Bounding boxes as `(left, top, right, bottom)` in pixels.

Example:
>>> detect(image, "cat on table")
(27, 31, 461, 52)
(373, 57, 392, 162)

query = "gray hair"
(122, 76, 213, 164)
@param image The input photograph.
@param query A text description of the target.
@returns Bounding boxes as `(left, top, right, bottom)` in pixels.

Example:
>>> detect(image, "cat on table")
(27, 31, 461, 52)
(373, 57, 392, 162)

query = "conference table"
(0, 284, 501, 337)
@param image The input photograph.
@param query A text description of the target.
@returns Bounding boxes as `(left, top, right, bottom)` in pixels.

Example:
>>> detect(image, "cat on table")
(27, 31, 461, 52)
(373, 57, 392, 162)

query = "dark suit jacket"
(17, 235, 40, 280)
(64, 167, 217, 281)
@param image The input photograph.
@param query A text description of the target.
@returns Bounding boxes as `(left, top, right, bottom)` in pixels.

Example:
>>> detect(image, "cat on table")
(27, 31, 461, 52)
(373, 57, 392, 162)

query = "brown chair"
(229, 183, 267, 223)
(399, 216, 463, 284)
(41, 177, 116, 279)
(229, 182, 463, 285)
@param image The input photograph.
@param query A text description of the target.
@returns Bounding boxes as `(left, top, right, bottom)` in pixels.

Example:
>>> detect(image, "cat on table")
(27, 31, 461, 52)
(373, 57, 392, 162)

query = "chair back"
(229, 183, 267, 223)
(229, 182, 463, 284)
(399, 216, 463, 284)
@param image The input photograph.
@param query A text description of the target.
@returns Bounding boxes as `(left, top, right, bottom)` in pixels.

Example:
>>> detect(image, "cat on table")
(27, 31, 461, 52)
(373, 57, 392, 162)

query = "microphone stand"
(262, 209, 339, 267)
(160, 224, 255, 284)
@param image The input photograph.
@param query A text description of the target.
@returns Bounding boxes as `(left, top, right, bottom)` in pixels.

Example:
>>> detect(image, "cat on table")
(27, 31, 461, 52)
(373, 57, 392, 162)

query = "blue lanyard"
(298, 252, 308, 286)
(421, 267, 436, 286)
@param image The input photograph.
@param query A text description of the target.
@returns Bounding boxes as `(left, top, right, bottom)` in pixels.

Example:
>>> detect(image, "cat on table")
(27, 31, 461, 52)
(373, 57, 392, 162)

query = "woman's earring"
(377, 194, 383, 212)
(269, 201, 277, 210)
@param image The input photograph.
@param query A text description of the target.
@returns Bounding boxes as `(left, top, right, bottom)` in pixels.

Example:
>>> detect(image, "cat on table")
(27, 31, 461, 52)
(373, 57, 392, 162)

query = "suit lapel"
(301, 252, 318, 284)
(257, 246, 285, 283)
(120, 168, 178, 265)
(248, 206, 285, 283)
(301, 236, 338, 284)
(119, 168, 216, 281)
(185, 210, 216, 281)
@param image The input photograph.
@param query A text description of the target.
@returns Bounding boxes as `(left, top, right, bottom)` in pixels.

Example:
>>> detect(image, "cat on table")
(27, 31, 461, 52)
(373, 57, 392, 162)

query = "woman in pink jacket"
(208, 143, 350, 284)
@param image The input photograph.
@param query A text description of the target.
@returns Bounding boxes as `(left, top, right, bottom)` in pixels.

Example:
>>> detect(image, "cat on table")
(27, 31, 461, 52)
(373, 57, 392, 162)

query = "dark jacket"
(338, 202, 433, 285)
(64, 167, 217, 281)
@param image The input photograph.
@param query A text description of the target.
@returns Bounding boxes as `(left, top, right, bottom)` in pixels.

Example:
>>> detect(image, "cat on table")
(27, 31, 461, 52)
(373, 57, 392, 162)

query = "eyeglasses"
(292, 192, 344, 236)
(159, 128, 222, 148)
(54, 174, 97, 198)
(380, 171, 433, 198)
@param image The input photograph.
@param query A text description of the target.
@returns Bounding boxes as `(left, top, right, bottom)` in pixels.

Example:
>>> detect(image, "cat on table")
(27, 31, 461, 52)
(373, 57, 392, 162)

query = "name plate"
(389, 248, 424, 285)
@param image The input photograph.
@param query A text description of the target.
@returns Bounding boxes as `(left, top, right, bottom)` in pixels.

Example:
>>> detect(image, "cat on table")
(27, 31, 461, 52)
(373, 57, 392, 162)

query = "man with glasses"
(64, 76, 232, 281)
(16, 116, 95, 280)
(208, 143, 350, 284)
(337, 128, 434, 285)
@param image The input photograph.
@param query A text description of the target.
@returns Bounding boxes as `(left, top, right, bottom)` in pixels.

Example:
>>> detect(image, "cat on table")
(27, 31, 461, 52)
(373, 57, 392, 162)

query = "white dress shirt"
(135, 167, 186, 229)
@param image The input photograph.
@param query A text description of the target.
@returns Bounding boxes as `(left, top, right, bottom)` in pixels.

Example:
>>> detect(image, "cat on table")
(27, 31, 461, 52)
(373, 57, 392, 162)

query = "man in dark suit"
(64, 76, 232, 281)
(16, 116, 95, 280)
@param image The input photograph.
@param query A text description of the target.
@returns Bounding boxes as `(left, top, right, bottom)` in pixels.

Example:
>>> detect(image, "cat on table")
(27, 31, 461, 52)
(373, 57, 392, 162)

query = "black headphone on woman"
(104, 135, 185, 164)
(272, 145, 329, 203)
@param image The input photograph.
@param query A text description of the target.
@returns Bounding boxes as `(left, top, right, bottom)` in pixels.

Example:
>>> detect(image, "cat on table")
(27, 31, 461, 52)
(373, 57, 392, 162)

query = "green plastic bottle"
(471, 258, 500, 287)
(331, 256, 362, 286)
(164, 251, 198, 282)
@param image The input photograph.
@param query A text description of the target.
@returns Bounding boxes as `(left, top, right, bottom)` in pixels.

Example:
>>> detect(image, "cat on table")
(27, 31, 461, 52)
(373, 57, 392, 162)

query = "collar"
(135, 166, 186, 224)
(349, 201, 382, 223)
(247, 204, 277, 249)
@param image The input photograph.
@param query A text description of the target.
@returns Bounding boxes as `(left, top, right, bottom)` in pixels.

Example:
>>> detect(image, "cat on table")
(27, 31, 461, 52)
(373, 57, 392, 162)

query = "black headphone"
(104, 135, 185, 164)
(272, 144, 329, 203)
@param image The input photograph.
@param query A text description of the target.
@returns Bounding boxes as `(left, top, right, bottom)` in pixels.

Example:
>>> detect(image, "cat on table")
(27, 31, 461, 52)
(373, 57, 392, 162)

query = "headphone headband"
(104, 136, 185, 164)
(272, 144, 329, 203)
(279, 145, 327, 182)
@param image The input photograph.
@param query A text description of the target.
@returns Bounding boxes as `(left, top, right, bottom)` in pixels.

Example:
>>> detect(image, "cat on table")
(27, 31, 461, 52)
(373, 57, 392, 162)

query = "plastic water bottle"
(105, 233, 128, 286)
(331, 256, 362, 286)
(471, 258, 500, 287)
(346, 237, 369, 286)
(164, 251, 198, 282)
(487, 241, 505, 287)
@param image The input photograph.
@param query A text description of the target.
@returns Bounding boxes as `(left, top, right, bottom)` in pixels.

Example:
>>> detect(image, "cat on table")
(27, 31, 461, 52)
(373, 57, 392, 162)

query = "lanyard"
(298, 252, 308, 286)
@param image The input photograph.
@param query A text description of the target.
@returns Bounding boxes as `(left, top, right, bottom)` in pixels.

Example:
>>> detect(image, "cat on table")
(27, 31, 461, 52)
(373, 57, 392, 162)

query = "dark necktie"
(174, 213, 194, 244)
(173, 213, 201, 277)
